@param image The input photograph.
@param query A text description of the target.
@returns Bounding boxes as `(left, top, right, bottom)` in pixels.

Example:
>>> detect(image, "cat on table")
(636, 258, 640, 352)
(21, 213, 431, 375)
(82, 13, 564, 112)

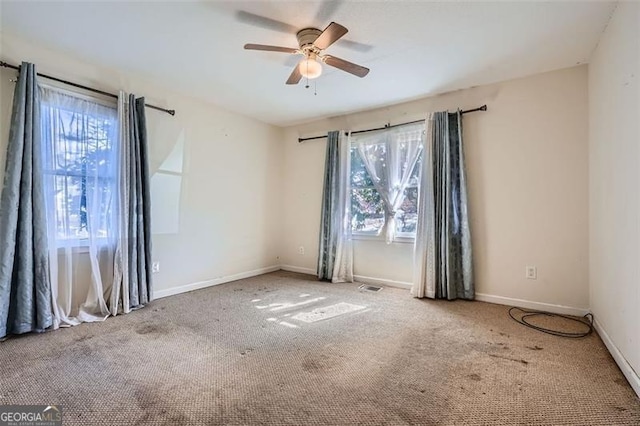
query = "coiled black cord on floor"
(508, 307, 594, 338)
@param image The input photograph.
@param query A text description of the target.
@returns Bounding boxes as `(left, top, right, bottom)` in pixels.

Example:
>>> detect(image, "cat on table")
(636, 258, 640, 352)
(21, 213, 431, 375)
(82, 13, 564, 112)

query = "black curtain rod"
(0, 60, 175, 116)
(297, 104, 487, 143)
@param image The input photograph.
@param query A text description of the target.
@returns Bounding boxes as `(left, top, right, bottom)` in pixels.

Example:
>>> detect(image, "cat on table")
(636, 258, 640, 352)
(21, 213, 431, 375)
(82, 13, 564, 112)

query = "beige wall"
(0, 33, 285, 297)
(282, 65, 589, 311)
(588, 2, 640, 393)
(0, 33, 592, 315)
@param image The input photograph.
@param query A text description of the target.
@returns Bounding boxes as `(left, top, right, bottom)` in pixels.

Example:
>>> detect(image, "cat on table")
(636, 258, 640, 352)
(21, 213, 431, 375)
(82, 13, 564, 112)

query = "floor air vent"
(359, 284, 383, 292)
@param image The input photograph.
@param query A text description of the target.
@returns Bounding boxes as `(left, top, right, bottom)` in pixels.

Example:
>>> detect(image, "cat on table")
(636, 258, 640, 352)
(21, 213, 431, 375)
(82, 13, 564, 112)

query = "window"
(40, 88, 118, 242)
(350, 146, 385, 233)
(350, 123, 424, 240)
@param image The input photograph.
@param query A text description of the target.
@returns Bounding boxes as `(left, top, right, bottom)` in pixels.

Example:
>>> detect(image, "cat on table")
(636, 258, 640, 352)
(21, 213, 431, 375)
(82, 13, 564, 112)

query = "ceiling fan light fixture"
(299, 57, 322, 79)
(243, 21, 369, 84)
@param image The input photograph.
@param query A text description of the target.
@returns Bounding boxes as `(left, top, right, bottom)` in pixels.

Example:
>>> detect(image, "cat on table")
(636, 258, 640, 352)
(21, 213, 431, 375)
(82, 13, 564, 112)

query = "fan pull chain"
(301, 59, 317, 94)
(305, 60, 310, 89)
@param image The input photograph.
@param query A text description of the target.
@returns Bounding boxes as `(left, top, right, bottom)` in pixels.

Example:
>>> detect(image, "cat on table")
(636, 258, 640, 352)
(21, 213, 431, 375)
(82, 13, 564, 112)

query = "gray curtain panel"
(317, 130, 341, 281)
(126, 95, 153, 308)
(0, 62, 52, 338)
(432, 111, 474, 300)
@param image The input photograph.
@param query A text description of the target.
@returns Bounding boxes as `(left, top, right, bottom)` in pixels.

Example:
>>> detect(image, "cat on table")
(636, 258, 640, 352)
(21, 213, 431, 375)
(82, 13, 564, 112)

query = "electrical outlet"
(298, 246, 305, 256)
(152, 261, 160, 274)
(526, 266, 537, 280)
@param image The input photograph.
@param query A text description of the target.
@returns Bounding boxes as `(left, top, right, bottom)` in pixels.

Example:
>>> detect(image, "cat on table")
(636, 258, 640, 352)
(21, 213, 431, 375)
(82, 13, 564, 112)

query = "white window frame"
(40, 84, 118, 248)
(349, 138, 422, 243)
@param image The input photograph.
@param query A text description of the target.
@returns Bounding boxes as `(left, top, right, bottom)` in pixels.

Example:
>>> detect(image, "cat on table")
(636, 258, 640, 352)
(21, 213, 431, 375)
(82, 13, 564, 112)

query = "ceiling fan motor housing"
(297, 28, 323, 53)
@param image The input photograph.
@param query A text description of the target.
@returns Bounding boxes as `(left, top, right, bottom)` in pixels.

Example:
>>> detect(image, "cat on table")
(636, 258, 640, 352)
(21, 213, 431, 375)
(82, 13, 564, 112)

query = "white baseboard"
(594, 319, 640, 398)
(353, 274, 412, 290)
(475, 293, 589, 316)
(280, 264, 316, 276)
(153, 265, 281, 299)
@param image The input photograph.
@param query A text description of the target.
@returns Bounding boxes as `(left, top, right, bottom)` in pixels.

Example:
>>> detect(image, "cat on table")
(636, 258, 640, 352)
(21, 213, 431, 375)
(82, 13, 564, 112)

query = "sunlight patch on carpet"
(292, 303, 367, 323)
(255, 297, 327, 311)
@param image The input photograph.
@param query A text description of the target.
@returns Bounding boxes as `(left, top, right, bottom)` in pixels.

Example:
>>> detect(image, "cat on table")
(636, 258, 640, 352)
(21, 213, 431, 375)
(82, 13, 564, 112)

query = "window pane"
(407, 151, 422, 187)
(48, 174, 115, 240)
(353, 143, 388, 188)
(86, 178, 115, 239)
(396, 186, 419, 234)
(350, 135, 423, 238)
(350, 146, 376, 188)
(42, 91, 117, 241)
(51, 175, 87, 239)
(48, 109, 116, 178)
(351, 188, 385, 233)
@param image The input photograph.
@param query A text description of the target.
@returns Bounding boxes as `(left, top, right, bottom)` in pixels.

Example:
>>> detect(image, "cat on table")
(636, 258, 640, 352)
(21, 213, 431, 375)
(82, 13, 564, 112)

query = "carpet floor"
(0, 271, 638, 425)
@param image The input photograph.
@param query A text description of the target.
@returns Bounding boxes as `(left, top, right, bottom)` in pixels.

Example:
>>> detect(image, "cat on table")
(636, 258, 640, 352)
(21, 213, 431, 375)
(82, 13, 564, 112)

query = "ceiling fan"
(244, 22, 370, 85)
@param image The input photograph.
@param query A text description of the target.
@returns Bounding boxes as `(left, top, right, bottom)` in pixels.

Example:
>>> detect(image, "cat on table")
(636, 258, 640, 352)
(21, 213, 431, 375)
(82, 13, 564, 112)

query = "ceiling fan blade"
(313, 22, 348, 50)
(286, 66, 302, 85)
(323, 55, 370, 78)
(236, 11, 298, 33)
(244, 44, 299, 54)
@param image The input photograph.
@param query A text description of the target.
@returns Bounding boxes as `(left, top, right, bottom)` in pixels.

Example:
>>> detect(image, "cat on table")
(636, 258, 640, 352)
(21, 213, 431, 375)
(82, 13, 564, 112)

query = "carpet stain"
(74, 344, 96, 358)
(489, 354, 529, 365)
(74, 334, 93, 343)
(615, 377, 629, 386)
(391, 407, 418, 424)
(468, 374, 482, 381)
(134, 387, 190, 425)
(302, 353, 344, 372)
(135, 323, 168, 335)
(526, 345, 544, 351)
(302, 357, 326, 372)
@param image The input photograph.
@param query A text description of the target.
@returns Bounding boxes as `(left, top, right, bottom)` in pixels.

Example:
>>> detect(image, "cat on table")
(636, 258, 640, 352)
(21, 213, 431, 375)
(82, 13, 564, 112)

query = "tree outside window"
(350, 144, 422, 237)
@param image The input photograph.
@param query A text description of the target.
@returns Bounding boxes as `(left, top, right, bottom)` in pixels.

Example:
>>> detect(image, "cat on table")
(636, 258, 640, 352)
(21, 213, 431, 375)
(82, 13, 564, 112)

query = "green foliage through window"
(350, 146, 422, 235)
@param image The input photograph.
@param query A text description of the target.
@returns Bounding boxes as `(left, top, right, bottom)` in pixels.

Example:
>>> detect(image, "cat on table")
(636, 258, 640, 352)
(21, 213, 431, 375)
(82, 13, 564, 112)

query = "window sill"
(56, 244, 90, 254)
(352, 233, 415, 244)
(54, 238, 113, 254)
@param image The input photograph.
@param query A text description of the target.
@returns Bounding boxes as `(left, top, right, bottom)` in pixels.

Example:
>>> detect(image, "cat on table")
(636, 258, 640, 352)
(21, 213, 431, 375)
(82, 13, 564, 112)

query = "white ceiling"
(1, 1, 616, 127)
